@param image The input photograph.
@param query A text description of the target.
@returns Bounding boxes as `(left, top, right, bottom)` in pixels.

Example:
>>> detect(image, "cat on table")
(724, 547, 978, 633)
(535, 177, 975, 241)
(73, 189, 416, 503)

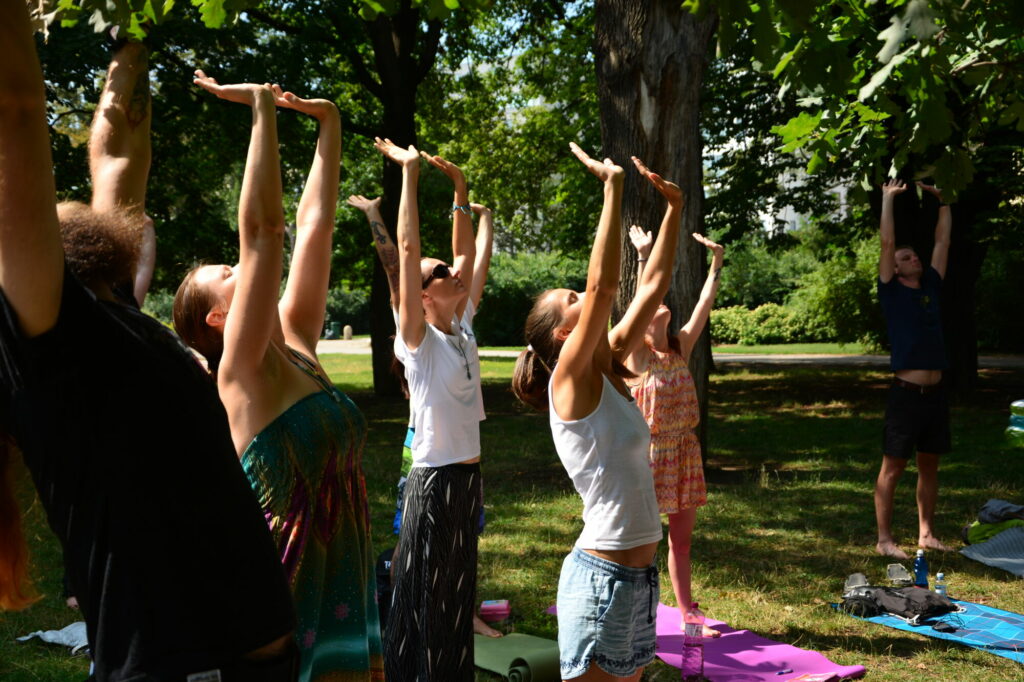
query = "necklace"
(446, 332, 472, 381)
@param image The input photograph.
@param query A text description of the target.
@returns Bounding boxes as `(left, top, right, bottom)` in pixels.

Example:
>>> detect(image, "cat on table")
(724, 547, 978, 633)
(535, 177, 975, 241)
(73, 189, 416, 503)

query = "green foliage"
(324, 287, 371, 335)
(473, 251, 587, 346)
(695, 0, 1024, 202)
(710, 303, 816, 345)
(141, 289, 175, 326)
(715, 233, 817, 309)
(975, 246, 1024, 352)
(787, 238, 886, 347)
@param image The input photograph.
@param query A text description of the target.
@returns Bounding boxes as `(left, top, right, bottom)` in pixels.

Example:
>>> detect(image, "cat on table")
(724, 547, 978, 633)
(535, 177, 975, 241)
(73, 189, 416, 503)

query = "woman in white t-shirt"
(512, 143, 683, 681)
(373, 137, 486, 681)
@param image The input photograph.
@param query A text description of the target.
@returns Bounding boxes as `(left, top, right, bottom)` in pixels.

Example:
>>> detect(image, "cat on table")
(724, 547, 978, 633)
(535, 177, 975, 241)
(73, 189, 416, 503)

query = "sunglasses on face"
(422, 263, 452, 289)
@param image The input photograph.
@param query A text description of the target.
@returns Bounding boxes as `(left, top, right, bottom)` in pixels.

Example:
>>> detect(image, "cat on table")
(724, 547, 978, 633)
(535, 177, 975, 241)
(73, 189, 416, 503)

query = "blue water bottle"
(913, 549, 929, 588)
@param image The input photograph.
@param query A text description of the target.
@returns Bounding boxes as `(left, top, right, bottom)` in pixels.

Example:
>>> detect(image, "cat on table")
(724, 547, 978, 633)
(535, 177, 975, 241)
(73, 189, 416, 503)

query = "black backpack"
(841, 585, 957, 625)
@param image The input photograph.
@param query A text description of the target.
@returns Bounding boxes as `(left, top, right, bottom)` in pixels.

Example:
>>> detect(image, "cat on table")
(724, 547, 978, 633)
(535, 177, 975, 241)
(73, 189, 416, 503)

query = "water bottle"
(913, 549, 929, 589)
(682, 602, 705, 681)
(1007, 401, 1024, 447)
(934, 572, 947, 597)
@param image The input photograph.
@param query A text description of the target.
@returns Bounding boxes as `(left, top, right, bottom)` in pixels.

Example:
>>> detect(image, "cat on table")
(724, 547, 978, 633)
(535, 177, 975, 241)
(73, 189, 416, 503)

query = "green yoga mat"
(474, 633, 561, 682)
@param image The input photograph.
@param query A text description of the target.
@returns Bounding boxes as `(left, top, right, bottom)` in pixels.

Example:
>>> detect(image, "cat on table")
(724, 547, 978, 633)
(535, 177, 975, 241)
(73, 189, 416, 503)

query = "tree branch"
(325, 9, 385, 100)
(245, 8, 303, 36)
(414, 19, 443, 86)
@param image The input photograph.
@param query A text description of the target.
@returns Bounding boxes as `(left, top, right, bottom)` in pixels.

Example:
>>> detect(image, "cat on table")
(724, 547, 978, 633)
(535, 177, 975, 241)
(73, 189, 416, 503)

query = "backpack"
(841, 585, 957, 625)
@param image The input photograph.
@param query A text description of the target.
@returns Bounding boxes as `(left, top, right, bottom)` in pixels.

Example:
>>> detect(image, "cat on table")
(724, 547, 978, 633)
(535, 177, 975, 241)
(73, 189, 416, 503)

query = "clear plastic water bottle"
(934, 572, 947, 597)
(914, 549, 930, 589)
(682, 602, 705, 681)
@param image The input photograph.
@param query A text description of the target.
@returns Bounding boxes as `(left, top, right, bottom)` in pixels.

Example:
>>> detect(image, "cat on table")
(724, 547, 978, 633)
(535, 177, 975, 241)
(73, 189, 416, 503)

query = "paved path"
(316, 339, 1024, 368)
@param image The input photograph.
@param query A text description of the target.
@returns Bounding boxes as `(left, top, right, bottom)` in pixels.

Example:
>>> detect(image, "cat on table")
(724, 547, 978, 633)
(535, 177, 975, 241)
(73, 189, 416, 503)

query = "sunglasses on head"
(422, 263, 452, 289)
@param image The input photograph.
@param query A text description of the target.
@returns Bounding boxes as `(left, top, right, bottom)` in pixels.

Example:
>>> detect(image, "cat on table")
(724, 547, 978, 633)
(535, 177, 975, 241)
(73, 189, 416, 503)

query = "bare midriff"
(583, 540, 659, 569)
(895, 368, 942, 386)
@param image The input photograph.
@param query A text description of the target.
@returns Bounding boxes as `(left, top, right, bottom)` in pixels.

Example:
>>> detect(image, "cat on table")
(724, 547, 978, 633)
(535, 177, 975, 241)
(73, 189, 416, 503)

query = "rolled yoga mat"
(474, 632, 561, 682)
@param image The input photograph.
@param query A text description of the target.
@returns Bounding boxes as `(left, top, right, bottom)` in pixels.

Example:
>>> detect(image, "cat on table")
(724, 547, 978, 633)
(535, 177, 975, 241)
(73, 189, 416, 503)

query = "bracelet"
(637, 258, 648, 263)
(451, 203, 471, 215)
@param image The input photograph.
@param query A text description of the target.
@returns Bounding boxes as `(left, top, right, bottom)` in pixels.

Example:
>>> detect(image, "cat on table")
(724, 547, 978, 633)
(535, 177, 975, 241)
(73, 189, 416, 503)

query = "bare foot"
(66, 596, 79, 610)
(473, 615, 503, 638)
(702, 624, 721, 638)
(919, 536, 952, 552)
(876, 541, 909, 559)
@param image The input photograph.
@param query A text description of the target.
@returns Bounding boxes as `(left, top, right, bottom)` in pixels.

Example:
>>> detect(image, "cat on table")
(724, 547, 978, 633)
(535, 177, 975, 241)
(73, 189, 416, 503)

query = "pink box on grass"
(479, 599, 510, 623)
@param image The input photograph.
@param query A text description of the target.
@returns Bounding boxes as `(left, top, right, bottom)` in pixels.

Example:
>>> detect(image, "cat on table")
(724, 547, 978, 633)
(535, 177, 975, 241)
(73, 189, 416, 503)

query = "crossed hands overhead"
(194, 71, 337, 120)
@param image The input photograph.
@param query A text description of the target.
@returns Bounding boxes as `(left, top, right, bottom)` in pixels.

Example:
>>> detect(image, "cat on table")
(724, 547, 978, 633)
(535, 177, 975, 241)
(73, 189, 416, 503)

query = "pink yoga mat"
(546, 604, 865, 681)
(653, 603, 866, 681)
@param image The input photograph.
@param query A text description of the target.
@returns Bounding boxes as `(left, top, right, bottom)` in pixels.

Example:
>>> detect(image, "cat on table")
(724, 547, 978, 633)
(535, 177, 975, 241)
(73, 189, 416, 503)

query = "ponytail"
(511, 291, 565, 411)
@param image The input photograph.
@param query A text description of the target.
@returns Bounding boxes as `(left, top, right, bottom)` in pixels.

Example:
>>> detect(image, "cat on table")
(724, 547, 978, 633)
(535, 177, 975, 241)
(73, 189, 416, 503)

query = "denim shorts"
(557, 547, 659, 679)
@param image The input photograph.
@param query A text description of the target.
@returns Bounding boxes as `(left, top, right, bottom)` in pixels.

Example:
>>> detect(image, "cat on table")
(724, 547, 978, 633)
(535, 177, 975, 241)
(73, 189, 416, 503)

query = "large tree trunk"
(593, 0, 717, 450)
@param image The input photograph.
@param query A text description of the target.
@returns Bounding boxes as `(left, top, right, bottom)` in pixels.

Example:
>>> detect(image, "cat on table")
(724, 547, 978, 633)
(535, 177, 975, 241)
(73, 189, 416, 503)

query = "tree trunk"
(593, 0, 717, 451)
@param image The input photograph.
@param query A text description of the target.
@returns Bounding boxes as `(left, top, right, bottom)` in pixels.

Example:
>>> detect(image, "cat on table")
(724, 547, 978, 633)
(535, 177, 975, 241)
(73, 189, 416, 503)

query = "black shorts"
(883, 381, 951, 458)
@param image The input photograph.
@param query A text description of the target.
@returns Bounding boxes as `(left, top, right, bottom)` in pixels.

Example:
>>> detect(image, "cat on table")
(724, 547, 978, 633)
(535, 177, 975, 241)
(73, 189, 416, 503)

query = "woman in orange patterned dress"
(624, 228, 724, 637)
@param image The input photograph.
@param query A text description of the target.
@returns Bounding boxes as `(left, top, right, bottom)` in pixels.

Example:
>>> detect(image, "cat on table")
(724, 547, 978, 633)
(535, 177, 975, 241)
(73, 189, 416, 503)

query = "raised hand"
(916, 181, 945, 203)
(469, 203, 492, 216)
(419, 151, 466, 187)
(193, 70, 271, 106)
(269, 84, 337, 121)
(569, 142, 623, 183)
(881, 178, 908, 197)
(632, 156, 684, 206)
(629, 225, 653, 260)
(374, 137, 419, 167)
(347, 195, 382, 214)
(692, 232, 724, 259)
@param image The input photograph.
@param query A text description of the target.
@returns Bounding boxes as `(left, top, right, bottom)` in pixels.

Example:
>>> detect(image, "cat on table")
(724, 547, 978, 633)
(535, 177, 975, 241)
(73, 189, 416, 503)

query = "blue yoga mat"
(840, 598, 1024, 664)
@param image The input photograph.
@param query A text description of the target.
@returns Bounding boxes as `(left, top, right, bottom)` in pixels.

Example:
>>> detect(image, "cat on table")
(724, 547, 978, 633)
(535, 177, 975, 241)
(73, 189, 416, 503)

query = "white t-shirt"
(394, 301, 485, 467)
(550, 374, 662, 551)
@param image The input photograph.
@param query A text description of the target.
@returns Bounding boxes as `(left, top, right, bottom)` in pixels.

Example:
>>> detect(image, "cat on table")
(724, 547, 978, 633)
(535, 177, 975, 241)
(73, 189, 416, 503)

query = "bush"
(324, 287, 370, 335)
(976, 247, 1024, 352)
(786, 238, 885, 347)
(711, 303, 815, 345)
(474, 251, 588, 346)
(142, 289, 174, 327)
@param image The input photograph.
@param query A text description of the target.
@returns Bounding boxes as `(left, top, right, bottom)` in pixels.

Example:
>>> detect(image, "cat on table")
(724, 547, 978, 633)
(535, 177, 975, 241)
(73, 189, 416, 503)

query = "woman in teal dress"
(173, 74, 383, 681)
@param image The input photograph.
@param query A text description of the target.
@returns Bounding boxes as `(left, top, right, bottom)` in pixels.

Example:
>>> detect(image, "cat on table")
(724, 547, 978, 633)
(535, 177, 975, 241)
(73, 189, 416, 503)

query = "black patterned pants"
(383, 461, 481, 681)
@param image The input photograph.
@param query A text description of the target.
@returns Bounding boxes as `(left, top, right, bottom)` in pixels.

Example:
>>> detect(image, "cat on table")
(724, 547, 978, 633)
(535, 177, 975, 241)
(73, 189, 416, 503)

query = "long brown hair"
(0, 438, 38, 610)
(511, 291, 566, 411)
(173, 265, 223, 376)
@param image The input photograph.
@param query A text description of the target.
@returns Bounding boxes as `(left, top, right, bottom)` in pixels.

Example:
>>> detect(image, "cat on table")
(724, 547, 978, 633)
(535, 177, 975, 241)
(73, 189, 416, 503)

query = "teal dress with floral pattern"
(241, 349, 383, 681)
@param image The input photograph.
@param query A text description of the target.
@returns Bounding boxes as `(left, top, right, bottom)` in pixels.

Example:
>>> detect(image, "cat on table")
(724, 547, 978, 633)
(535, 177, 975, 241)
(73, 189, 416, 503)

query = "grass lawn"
(713, 342, 875, 355)
(3, 359, 1023, 681)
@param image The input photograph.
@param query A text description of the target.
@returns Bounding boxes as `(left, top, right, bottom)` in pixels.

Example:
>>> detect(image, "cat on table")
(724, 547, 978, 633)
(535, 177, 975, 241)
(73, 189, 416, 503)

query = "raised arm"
(349, 195, 400, 309)
(0, 0, 64, 337)
(275, 88, 342, 356)
(918, 182, 951, 279)
(194, 72, 285, 378)
(421, 152, 475, 320)
(554, 143, 623, 384)
(375, 138, 426, 348)
(469, 203, 493, 308)
(878, 178, 906, 284)
(89, 41, 151, 216)
(609, 157, 683, 360)
(133, 214, 156, 306)
(677, 234, 724, 360)
(628, 224, 653, 298)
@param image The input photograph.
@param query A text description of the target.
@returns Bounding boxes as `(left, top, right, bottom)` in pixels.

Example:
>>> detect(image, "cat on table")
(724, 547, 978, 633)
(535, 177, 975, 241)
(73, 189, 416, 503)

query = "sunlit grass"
(4, 358, 1023, 681)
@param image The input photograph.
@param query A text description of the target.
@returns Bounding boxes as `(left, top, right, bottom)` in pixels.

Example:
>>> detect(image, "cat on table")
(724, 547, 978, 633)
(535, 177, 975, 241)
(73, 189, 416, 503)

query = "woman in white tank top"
(512, 143, 683, 681)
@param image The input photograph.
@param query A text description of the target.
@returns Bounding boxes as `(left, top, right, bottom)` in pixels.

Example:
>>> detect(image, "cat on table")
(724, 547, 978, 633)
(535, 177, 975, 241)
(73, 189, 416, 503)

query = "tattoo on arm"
(381, 245, 399, 275)
(370, 221, 388, 245)
(126, 66, 151, 130)
(713, 267, 722, 281)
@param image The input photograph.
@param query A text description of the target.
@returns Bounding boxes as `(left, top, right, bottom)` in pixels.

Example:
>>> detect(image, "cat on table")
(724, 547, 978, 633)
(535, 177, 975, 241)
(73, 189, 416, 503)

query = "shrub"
(324, 286, 370, 335)
(141, 289, 174, 327)
(710, 306, 753, 344)
(473, 251, 588, 346)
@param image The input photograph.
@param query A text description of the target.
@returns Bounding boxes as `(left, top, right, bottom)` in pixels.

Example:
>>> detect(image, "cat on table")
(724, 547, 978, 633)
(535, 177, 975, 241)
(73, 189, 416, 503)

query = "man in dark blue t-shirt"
(874, 178, 953, 560)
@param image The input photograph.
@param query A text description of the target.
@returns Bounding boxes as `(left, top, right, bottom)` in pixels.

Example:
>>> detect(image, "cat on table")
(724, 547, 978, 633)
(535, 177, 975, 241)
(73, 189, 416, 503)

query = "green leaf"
(905, 0, 939, 41)
(192, 0, 226, 28)
(858, 44, 914, 102)
(876, 14, 906, 64)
